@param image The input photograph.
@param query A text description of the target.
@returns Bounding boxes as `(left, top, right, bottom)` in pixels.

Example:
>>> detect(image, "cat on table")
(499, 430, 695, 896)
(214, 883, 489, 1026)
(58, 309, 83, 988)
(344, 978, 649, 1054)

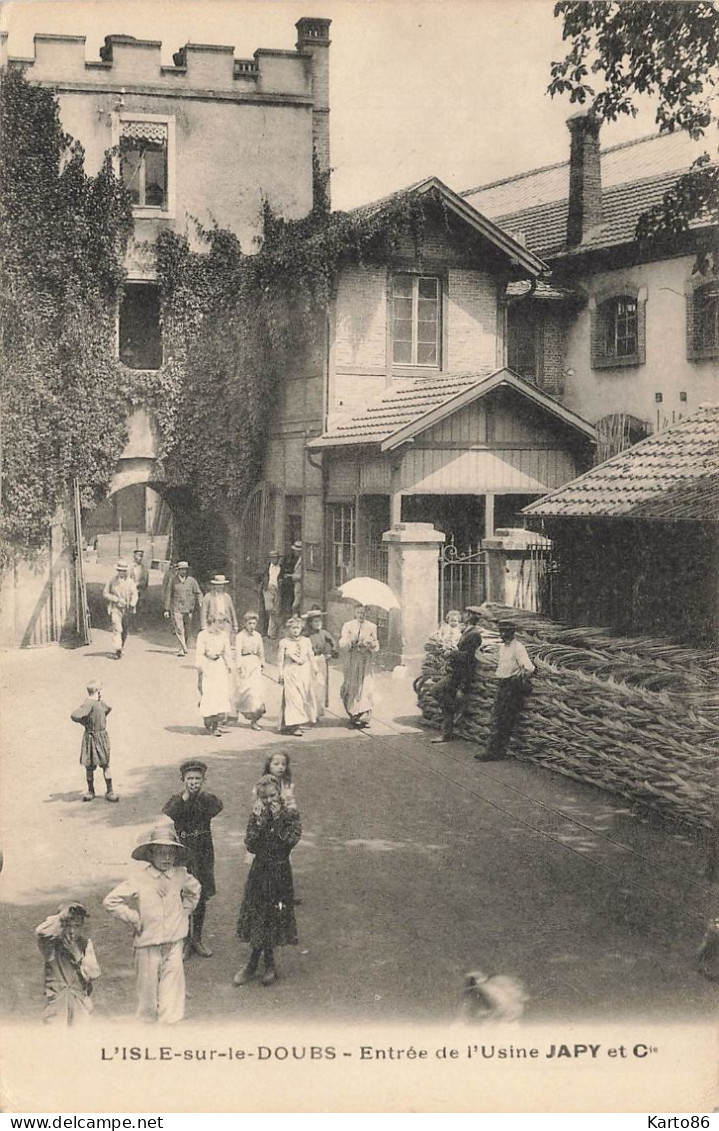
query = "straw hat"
(176, 561, 189, 570)
(301, 608, 326, 619)
(116, 560, 129, 572)
(210, 574, 229, 586)
(291, 542, 302, 552)
(131, 826, 187, 864)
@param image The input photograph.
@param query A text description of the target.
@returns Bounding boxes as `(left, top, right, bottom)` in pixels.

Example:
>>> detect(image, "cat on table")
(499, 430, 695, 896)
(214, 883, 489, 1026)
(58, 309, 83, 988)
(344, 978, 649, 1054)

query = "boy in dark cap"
(36, 902, 101, 1025)
(162, 760, 223, 959)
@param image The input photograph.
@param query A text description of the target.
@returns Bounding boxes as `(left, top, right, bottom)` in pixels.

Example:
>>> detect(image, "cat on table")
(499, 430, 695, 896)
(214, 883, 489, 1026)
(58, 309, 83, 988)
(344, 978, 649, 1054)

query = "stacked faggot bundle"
(417, 606, 719, 831)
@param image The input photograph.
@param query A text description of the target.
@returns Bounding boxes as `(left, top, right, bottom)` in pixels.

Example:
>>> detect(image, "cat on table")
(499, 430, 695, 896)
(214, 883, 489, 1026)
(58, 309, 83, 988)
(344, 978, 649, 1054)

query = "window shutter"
(686, 290, 695, 359)
(636, 293, 646, 366)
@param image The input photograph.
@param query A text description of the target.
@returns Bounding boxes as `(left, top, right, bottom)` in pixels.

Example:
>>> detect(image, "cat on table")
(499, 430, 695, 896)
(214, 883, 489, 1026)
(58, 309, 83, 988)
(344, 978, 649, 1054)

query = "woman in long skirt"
(277, 617, 316, 737)
(339, 604, 380, 728)
(234, 611, 266, 730)
(302, 609, 337, 719)
(195, 614, 233, 736)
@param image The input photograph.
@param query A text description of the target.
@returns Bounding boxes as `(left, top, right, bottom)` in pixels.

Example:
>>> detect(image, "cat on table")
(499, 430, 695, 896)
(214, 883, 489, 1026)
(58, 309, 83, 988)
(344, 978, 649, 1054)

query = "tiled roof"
(524, 404, 719, 520)
(308, 368, 596, 451)
(325, 176, 549, 278)
(462, 130, 713, 261)
(313, 372, 491, 448)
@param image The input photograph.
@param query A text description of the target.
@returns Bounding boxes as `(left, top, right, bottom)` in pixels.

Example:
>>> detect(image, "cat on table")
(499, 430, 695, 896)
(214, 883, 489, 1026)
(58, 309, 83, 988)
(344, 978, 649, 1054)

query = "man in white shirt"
(259, 550, 283, 639)
(477, 620, 535, 762)
(102, 561, 138, 659)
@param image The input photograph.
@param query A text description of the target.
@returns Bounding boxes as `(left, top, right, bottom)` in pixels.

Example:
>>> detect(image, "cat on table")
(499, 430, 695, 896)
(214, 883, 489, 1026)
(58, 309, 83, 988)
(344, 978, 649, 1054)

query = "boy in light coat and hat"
(103, 826, 201, 1024)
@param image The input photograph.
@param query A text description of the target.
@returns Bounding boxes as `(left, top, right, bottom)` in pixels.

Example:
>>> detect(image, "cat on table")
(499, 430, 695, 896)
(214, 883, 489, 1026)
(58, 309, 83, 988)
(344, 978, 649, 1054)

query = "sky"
(0, 0, 663, 210)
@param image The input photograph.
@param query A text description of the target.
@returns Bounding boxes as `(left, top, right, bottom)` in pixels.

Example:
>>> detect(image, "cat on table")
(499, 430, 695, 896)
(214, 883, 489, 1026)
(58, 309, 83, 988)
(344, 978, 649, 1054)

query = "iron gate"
(238, 481, 279, 580)
(514, 541, 560, 617)
(439, 538, 487, 620)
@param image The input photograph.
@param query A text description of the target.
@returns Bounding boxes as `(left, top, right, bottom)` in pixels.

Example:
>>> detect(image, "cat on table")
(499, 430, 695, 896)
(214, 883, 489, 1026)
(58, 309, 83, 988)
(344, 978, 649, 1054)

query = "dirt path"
(1, 579, 715, 1025)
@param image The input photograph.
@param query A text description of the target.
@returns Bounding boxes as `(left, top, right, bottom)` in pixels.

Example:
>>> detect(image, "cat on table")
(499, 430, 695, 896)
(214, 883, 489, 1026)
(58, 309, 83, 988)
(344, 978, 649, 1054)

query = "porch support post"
(390, 464, 402, 525)
(484, 493, 495, 539)
(382, 522, 445, 671)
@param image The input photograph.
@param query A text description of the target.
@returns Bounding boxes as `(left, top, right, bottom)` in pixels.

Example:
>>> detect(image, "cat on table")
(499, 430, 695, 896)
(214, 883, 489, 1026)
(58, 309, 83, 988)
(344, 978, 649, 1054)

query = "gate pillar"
(483, 527, 551, 609)
(382, 522, 445, 670)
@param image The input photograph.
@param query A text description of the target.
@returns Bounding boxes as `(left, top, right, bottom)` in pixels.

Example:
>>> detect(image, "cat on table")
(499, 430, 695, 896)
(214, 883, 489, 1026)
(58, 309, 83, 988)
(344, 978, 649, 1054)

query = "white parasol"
(337, 577, 401, 611)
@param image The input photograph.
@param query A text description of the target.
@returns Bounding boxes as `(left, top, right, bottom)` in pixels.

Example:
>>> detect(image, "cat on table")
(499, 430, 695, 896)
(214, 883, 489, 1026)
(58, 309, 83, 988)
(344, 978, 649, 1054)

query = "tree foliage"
(0, 68, 134, 555)
(549, 1, 719, 236)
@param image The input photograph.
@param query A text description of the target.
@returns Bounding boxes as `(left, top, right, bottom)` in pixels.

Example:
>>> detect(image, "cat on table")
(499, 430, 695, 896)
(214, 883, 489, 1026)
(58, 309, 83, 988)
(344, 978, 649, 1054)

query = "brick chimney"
(295, 17, 331, 205)
(566, 110, 603, 247)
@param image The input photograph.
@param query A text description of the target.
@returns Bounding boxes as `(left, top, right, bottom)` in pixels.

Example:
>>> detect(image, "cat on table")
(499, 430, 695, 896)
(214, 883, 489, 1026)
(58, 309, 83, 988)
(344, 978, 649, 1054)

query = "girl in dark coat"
(163, 759, 224, 958)
(234, 774, 301, 987)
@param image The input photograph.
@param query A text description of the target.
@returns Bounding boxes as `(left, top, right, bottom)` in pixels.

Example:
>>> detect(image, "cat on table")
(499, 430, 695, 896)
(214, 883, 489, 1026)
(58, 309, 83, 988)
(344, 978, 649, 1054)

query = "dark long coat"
(236, 808, 301, 948)
(163, 792, 224, 899)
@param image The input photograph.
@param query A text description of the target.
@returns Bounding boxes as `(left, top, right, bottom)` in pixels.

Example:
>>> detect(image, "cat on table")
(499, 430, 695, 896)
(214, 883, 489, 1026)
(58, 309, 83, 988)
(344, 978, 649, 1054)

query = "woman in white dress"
(339, 604, 380, 728)
(234, 611, 266, 730)
(195, 613, 233, 736)
(277, 617, 317, 736)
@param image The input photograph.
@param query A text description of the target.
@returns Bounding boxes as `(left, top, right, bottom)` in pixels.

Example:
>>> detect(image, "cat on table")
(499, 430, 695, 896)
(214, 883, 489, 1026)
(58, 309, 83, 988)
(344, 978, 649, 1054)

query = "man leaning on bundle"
(476, 620, 535, 762)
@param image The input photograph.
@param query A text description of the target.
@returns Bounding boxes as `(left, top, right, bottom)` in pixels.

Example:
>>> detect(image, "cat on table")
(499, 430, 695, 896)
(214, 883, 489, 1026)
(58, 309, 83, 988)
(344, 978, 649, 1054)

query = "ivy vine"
(1, 65, 441, 559)
(0, 68, 134, 561)
(154, 163, 432, 517)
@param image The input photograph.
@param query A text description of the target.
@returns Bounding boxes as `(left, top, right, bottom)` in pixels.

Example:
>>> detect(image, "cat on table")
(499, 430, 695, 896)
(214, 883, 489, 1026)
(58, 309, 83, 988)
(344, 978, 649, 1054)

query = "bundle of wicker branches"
(417, 606, 719, 830)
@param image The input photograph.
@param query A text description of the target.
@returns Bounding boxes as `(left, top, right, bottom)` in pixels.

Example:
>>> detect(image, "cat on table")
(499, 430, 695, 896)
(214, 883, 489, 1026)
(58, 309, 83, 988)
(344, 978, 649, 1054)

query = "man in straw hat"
(257, 549, 284, 639)
(200, 574, 238, 645)
(476, 619, 535, 762)
(280, 542, 302, 620)
(129, 548, 149, 627)
(164, 560, 202, 656)
(103, 826, 201, 1024)
(102, 560, 138, 659)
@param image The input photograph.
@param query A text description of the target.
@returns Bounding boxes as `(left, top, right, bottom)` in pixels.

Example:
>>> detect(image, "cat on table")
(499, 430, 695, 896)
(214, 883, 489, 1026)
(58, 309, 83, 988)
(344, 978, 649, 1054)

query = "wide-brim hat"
(116, 560, 129, 571)
(132, 826, 187, 863)
(210, 574, 229, 585)
(180, 759, 208, 777)
(291, 542, 302, 552)
(464, 606, 485, 616)
(301, 608, 326, 619)
(133, 549, 144, 556)
(176, 561, 189, 569)
(268, 550, 281, 558)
